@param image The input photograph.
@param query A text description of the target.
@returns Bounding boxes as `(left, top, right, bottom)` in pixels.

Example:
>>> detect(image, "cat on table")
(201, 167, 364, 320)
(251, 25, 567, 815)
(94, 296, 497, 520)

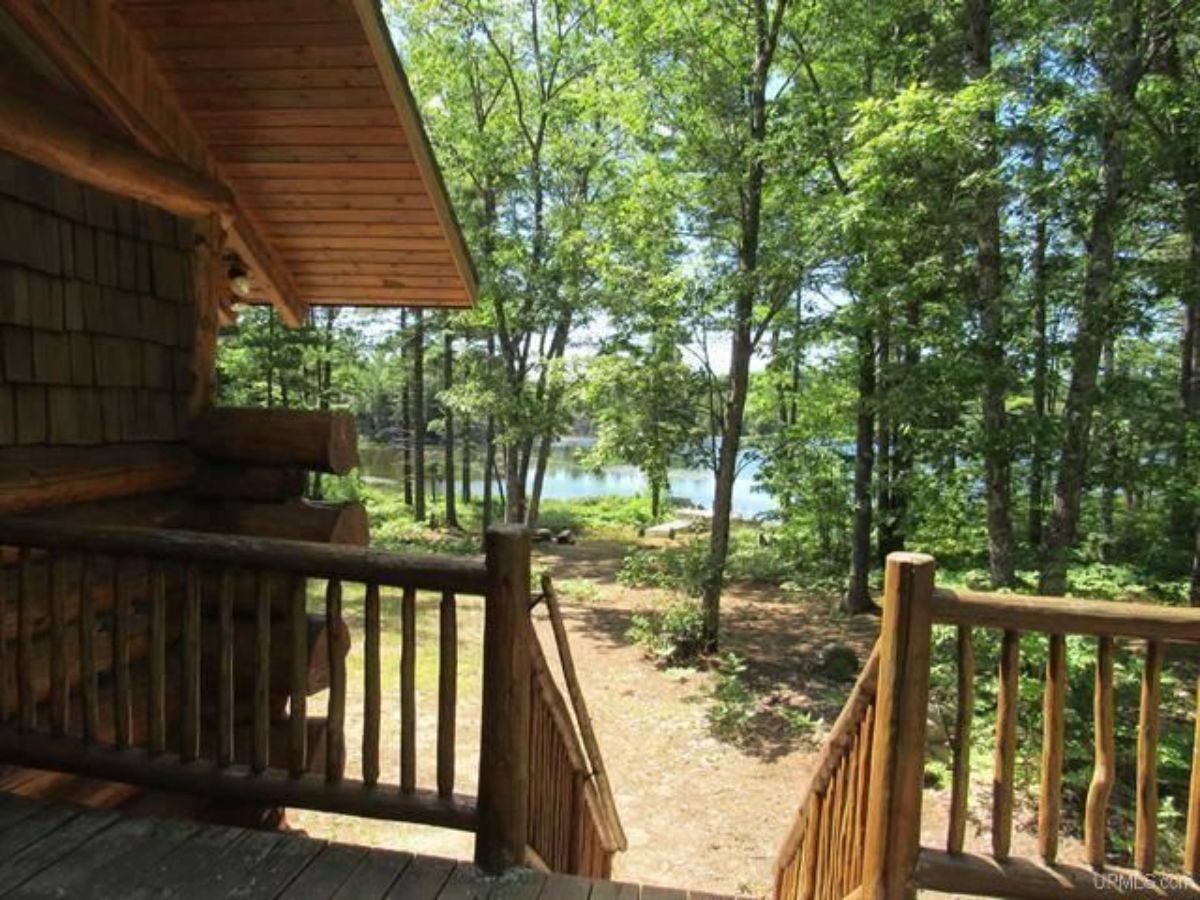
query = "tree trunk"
(443, 326, 459, 530)
(875, 307, 901, 563)
(1028, 199, 1049, 549)
(966, 0, 1015, 587)
(1181, 189, 1200, 602)
(699, 0, 783, 653)
(412, 310, 426, 523)
(1099, 340, 1118, 559)
(311, 308, 336, 502)
(461, 419, 472, 505)
(504, 442, 524, 524)
(1038, 2, 1143, 595)
(526, 430, 554, 528)
(482, 337, 497, 542)
(650, 480, 662, 519)
(844, 324, 876, 613)
(401, 310, 413, 508)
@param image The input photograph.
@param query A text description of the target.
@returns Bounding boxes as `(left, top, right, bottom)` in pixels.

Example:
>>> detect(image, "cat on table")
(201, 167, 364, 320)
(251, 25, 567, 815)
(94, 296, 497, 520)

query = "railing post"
(861, 552, 936, 900)
(475, 525, 532, 874)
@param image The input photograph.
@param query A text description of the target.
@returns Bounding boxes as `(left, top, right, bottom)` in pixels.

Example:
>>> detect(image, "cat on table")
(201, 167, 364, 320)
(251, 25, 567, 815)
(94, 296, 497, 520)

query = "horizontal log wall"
(0, 151, 197, 508)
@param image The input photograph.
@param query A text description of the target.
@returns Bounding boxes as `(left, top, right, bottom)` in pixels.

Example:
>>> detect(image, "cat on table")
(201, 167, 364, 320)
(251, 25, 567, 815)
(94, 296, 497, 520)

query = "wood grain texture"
(324, 578, 346, 783)
(948, 626, 973, 855)
(400, 585, 416, 793)
(1135, 640, 1163, 873)
(1086, 637, 1115, 869)
(860, 553, 935, 900)
(363, 582, 380, 787)
(993, 629, 1019, 861)
(1038, 633, 1066, 864)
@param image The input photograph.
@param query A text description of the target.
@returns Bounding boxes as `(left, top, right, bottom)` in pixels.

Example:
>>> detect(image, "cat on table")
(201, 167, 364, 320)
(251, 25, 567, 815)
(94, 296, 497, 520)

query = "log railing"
(775, 646, 879, 900)
(775, 553, 1200, 899)
(525, 576, 626, 878)
(0, 517, 618, 875)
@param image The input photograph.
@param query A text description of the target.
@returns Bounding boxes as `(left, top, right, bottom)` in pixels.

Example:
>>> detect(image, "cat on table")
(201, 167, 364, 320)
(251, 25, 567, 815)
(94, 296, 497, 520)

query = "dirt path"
(291, 537, 879, 897)
(532, 540, 879, 896)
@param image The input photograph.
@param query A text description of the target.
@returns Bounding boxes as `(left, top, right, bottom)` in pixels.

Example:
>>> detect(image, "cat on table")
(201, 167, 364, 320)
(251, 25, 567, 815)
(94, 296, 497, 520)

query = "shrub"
(627, 598, 707, 665)
(707, 653, 755, 741)
(618, 540, 710, 596)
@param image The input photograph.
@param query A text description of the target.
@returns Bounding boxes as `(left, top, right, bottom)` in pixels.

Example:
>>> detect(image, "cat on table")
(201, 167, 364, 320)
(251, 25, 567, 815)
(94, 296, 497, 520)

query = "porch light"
(228, 264, 253, 299)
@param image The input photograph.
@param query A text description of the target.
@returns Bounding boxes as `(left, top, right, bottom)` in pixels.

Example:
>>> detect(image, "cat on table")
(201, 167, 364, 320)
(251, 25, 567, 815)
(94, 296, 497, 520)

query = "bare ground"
(529, 539, 880, 896)
(290, 536, 1077, 898)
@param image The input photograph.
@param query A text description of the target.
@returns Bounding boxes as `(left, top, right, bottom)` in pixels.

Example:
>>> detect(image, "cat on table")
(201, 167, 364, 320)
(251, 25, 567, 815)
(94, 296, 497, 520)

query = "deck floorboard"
(0, 792, 737, 899)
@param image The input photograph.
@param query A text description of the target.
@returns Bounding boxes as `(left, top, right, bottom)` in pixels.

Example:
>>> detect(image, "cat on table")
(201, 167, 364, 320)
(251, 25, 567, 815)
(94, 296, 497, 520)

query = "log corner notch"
(190, 408, 360, 476)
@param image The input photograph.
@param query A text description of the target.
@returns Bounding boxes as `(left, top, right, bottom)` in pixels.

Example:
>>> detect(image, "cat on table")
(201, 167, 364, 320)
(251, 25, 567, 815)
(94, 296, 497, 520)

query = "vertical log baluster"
(363, 581, 381, 787)
(79, 557, 98, 742)
(1187, 675, 1200, 881)
(948, 625, 973, 853)
(253, 573, 271, 773)
(1038, 633, 1066, 863)
(217, 569, 234, 766)
(289, 579, 307, 778)
(438, 589, 457, 798)
(1086, 636, 1115, 869)
(400, 584, 416, 792)
(1135, 640, 1162, 874)
(17, 549, 34, 732)
(148, 565, 166, 756)
(181, 565, 201, 762)
(48, 555, 68, 736)
(325, 579, 345, 782)
(113, 558, 131, 749)
(799, 796, 820, 899)
(992, 629, 1019, 860)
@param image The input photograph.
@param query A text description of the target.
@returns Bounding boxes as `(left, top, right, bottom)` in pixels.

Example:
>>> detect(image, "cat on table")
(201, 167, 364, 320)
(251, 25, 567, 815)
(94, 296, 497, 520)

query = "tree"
(964, 0, 1016, 586)
(442, 321, 460, 529)
(411, 309, 427, 522)
(583, 335, 706, 518)
(618, 0, 805, 650)
(1039, 0, 1152, 595)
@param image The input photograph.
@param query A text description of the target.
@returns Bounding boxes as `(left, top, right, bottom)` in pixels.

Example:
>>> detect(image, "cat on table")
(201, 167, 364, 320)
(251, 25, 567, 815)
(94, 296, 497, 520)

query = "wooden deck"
(0, 792, 732, 899)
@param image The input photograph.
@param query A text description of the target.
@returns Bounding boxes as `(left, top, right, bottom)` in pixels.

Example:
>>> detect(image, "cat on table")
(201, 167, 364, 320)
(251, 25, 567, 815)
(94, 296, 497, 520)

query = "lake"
(358, 440, 777, 518)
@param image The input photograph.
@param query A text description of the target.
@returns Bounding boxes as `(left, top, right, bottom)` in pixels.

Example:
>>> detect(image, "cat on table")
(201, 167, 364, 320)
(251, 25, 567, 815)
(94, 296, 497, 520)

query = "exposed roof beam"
(0, 89, 234, 219)
(3, 0, 307, 325)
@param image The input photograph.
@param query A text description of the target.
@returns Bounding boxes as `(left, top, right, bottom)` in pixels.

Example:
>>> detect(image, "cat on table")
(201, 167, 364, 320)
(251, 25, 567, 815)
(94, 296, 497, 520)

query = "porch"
(0, 790, 698, 899)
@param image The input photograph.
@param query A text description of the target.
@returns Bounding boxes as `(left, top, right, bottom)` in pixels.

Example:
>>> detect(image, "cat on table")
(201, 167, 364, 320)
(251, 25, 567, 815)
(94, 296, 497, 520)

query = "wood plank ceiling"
(112, 0, 477, 310)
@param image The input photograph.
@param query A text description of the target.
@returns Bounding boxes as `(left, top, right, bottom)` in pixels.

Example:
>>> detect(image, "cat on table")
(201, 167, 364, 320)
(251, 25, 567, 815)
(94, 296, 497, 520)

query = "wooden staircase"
(774, 553, 1200, 899)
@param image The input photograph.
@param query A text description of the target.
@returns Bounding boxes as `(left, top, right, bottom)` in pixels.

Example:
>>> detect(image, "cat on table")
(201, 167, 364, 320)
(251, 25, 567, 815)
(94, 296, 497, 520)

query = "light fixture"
(228, 264, 253, 299)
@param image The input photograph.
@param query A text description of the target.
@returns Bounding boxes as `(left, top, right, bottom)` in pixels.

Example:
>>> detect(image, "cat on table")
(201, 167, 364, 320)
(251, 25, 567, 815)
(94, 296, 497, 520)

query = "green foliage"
(535, 495, 659, 534)
(707, 653, 755, 742)
(926, 625, 1197, 866)
(618, 540, 711, 597)
(627, 599, 707, 666)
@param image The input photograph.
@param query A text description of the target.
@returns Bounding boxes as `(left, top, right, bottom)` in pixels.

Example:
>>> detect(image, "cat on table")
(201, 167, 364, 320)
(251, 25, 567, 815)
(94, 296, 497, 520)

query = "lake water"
(358, 440, 777, 519)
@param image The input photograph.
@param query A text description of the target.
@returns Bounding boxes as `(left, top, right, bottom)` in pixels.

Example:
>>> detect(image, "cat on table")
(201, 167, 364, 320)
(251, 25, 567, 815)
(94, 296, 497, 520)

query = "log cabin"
(3, 3, 1200, 900)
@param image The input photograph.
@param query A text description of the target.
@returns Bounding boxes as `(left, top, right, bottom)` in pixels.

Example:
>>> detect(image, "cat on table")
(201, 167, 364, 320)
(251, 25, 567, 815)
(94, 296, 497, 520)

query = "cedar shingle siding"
(0, 151, 195, 448)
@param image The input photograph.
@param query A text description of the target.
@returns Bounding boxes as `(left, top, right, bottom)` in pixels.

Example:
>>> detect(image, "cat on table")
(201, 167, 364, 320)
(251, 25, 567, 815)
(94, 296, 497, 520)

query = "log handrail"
(526, 614, 624, 878)
(0, 517, 488, 594)
(542, 575, 627, 852)
(930, 586, 1200, 642)
(775, 558, 1200, 899)
(0, 519, 551, 878)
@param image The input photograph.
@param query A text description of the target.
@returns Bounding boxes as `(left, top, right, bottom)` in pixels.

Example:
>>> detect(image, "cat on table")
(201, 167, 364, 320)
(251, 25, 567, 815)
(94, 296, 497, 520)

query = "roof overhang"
(3, 0, 477, 322)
